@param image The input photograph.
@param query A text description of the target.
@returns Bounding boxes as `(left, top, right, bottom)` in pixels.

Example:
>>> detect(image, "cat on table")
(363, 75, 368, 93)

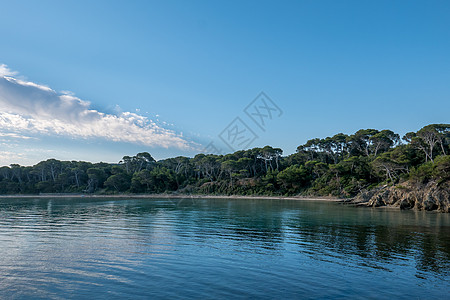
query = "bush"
(432, 155, 450, 183)
(410, 162, 433, 184)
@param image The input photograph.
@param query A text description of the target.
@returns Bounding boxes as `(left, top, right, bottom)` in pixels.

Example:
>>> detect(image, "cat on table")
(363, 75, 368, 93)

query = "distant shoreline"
(0, 193, 341, 202)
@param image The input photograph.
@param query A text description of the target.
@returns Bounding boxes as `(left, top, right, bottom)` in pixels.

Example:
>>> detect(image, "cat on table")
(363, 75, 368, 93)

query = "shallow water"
(0, 197, 448, 299)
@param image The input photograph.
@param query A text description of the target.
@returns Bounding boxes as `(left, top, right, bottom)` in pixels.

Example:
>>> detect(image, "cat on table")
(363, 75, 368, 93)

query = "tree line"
(1, 124, 449, 196)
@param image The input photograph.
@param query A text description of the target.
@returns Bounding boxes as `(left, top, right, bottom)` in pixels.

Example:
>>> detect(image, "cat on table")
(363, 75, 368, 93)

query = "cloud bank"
(0, 65, 191, 149)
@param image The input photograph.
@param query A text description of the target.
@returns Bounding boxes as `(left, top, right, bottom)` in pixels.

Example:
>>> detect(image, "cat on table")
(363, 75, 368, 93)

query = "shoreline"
(1, 194, 445, 211)
(0, 193, 341, 202)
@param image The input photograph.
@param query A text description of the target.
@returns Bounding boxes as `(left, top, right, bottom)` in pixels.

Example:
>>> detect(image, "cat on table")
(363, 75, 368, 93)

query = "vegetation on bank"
(1, 124, 449, 198)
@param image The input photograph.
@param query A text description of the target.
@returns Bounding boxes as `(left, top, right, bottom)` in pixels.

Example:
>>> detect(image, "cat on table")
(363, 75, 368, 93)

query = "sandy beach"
(0, 193, 341, 202)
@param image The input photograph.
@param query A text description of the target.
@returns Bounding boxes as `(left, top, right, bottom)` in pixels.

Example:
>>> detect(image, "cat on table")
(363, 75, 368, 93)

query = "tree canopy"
(1, 124, 449, 197)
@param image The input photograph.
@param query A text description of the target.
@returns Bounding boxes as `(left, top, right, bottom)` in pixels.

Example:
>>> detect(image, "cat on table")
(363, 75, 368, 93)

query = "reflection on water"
(0, 197, 448, 299)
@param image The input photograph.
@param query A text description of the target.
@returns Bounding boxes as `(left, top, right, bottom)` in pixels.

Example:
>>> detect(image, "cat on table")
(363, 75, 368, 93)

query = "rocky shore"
(349, 181, 450, 212)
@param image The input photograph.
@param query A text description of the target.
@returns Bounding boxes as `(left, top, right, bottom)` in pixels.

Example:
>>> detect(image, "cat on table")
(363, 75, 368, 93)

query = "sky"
(1, 0, 449, 166)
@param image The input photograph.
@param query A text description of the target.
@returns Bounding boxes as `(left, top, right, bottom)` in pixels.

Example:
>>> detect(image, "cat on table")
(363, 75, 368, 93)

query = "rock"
(352, 181, 449, 212)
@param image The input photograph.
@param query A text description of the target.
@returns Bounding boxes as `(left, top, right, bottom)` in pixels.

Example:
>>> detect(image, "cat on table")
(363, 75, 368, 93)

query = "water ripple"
(0, 197, 448, 299)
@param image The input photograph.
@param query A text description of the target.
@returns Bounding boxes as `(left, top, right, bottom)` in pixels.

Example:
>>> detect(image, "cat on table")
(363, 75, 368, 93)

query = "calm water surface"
(0, 197, 448, 299)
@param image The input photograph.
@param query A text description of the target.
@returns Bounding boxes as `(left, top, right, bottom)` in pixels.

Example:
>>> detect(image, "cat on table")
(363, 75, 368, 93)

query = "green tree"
(277, 164, 310, 192)
(104, 172, 131, 192)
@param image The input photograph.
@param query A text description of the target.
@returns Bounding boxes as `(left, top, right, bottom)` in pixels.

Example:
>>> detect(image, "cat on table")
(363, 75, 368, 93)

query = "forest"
(0, 124, 449, 197)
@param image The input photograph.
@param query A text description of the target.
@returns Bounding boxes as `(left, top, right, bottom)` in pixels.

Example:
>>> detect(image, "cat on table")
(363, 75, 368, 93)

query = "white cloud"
(0, 65, 194, 149)
(0, 132, 33, 140)
(0, 151, 25, 166)
(0, 64, 18, 77)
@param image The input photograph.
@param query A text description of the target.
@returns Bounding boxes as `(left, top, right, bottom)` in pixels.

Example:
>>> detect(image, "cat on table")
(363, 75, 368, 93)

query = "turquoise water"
(0, 197, 448, 299)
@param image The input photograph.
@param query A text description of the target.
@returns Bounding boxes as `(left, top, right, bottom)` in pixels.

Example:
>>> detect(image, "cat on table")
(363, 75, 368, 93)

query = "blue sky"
(1, 0, 449, 165)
